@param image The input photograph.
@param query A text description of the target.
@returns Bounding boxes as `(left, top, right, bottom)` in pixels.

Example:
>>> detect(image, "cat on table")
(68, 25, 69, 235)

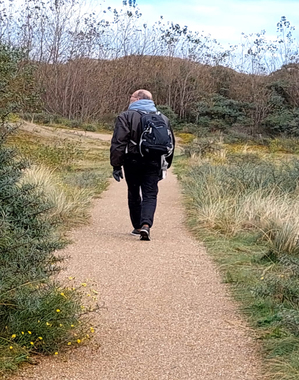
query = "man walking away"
(110, 89, 175, 241)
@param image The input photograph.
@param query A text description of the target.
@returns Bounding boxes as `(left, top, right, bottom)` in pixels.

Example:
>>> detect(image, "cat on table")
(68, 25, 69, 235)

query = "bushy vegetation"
(0, 42, 110, 374)
(0, 126, 87, 372)
(0, 0, 296, 137)
(176, 141, 299, 379)
(1, 1, 299, 377)
(0, 45, 40, 118)
(190, 94, 252, 131)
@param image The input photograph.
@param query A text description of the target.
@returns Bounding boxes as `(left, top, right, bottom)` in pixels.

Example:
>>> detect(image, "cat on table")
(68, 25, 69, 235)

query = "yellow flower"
(56, 309, 61, 313)
(59, 324, 63, 327)
(71, 324, 74, 328)
(86, 334, 90, 339)
(9, 346, 13, 350)
(38, 337, 43, 340)
(21, 332, 24, 335)
(81, 283, 87, 287)
(260, 277, 264, 280)
(54, 352, 58, 355)
(67, 342, 72, 346)
(11, 334, 16, 339)
(46, 322, 51, 326)
(90, 327, 95, 333)
(68, 276, 74, 280)
(28, 331, 32, 334)
(30, 342, 34, 345)
(60, 292, 67, 298)
(77, 339, 81, 344)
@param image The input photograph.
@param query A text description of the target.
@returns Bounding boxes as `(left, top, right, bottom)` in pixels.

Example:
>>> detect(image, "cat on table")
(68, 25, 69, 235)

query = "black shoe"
(131, 228, 141, 236)
(140, 225, 150, 241)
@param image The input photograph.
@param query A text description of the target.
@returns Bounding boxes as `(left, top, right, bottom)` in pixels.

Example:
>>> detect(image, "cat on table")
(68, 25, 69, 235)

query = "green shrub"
(83, 124, 97, 132)
(157, 105, 178, 127)
(191, 94, 252, 132)
(0, 127, 87, 371)
(0, 45, 40, 117)
(0, 44, 90, 372)
(262, 109, 299, 136)
(64, 119, 83, 129)
(2, 285, 82, 354)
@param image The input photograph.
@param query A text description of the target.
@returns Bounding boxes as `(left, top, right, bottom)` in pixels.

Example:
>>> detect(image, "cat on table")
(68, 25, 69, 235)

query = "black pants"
(123, 156, 161, 229)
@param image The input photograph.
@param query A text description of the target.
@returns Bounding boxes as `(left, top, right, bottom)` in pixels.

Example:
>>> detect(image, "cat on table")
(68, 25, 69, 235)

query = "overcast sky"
(96, 0, 299, 47)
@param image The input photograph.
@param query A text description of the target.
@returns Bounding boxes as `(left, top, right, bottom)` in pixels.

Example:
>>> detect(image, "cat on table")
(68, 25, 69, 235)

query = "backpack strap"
(125, 110, 147, 154)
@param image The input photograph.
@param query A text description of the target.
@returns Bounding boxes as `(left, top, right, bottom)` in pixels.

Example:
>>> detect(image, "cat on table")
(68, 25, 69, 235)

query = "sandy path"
(13, 168, 262, 380)
(19, 121, 113, 141)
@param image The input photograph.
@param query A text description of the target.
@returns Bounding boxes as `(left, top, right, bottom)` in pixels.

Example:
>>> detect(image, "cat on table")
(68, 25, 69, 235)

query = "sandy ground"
(11, 161, 263, 379)
(19, 121, 113, 142)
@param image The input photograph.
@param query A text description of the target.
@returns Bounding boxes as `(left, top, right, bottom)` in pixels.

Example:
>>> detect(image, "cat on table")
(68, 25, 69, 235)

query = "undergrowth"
(174, 138, 299, 380)
(0, 123, 110, 374)
(21, 112, 110, 132)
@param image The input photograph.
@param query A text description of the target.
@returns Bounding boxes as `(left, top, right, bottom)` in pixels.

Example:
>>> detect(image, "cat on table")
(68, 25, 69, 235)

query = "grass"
(20, 165, 94, 227)
(8, 127, 111, 195)
(7, 128, 111, 233)
(173, 137, 299, 380)
(21, 112, 113, 132)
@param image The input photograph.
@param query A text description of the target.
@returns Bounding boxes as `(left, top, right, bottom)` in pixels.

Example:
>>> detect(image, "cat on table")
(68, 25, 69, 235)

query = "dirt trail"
(20, 121, 113, 141)
(13, 126, 262, 380)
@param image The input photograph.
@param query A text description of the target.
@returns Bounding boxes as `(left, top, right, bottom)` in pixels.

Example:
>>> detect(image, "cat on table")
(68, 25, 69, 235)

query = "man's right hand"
(113, 167, 123, 182)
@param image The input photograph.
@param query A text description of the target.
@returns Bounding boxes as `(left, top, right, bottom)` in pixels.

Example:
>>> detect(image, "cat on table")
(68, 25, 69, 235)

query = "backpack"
(138, 112, 173, 157)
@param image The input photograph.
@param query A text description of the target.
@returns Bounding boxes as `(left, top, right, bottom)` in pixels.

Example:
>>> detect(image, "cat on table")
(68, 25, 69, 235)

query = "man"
(110, 89, 175, 241)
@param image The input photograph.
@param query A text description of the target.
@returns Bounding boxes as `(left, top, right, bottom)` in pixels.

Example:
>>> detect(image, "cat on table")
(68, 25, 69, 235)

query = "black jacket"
(110, 110, 175, 168)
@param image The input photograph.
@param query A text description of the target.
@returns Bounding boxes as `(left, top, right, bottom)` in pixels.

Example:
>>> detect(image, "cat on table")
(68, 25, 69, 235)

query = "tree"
(0, 44, 40, 118)
(276, 16, 298, 65)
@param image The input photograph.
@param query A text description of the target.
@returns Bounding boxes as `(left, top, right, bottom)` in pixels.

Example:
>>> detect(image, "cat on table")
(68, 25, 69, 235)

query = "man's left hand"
(113, 167, 123, 182)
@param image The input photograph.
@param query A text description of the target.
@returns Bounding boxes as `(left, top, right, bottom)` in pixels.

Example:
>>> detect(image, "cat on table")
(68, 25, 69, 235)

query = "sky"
(96, 0, 299, 47)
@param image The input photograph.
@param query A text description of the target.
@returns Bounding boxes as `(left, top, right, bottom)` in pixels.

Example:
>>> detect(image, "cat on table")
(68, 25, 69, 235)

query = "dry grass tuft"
(20, 165, 93, 227)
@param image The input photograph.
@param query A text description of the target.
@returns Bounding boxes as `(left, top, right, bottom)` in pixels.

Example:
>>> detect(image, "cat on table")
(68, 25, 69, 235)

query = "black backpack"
(138, 112, 173, 157)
